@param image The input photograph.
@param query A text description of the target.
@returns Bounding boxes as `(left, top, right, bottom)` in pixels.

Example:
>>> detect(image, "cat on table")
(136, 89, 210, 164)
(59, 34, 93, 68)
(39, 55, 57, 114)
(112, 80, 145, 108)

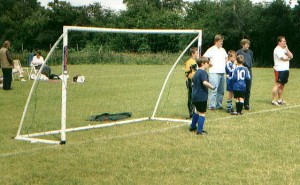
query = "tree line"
(0, 0, 299, 67)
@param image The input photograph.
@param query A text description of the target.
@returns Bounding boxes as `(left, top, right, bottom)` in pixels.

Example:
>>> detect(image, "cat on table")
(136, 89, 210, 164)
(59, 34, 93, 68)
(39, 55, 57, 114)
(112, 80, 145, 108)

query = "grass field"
(0, 65, 299, 185)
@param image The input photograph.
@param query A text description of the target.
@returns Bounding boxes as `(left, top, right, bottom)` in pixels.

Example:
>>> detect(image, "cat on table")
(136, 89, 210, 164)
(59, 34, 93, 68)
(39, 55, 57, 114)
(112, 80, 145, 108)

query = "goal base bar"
(15, 117, 189, 144)
(14, 136, 61, 145)
(15, 117, 150, 144)
(151, 117, 190, 124)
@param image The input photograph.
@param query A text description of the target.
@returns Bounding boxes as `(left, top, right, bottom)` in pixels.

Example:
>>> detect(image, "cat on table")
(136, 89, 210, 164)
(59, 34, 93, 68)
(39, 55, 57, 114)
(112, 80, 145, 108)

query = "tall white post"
(61, 27, 68, 144)
(197, 31, 202, 57)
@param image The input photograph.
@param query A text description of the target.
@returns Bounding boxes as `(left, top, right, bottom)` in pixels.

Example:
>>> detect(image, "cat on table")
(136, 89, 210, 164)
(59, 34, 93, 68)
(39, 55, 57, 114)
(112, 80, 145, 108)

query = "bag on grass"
(87, 112, 132, 122)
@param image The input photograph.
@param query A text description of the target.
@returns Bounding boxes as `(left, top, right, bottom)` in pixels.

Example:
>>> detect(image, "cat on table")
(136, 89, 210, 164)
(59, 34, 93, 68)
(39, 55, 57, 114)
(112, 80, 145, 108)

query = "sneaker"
(196, 130, 208, 135)
(244, 105, 251, 110)
(189, 127, 197, 132)
(237, 112, 243, 115)
(272, 101, 280, 106)
(208, 107, 215, 110)
(21, 79, 26, 82)
(277, 100, 286, 105)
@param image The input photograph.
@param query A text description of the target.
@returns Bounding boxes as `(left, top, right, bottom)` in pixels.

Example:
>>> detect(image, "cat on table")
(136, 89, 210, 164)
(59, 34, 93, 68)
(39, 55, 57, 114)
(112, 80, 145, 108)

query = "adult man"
(203, 34, 228, 110)
(237, 39, 254, 110)
(184, 47, 198, 118)
(0, 40, 14, 90)
(272, 36, 293, 105)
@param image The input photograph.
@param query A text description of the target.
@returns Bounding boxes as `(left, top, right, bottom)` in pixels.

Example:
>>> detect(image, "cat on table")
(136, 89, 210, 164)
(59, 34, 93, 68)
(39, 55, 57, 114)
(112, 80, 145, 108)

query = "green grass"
(0, 65, 299, 185)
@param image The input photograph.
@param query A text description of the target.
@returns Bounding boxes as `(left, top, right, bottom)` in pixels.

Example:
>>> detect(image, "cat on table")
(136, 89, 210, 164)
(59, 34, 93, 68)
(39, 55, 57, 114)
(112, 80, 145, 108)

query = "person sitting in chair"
(13, 60, 26, 81)
(31, 50, 51, 77)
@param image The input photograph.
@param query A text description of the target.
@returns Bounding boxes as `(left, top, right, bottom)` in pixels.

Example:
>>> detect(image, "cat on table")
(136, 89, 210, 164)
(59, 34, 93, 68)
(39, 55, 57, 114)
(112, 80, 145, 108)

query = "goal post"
(15, 26, 202, 145)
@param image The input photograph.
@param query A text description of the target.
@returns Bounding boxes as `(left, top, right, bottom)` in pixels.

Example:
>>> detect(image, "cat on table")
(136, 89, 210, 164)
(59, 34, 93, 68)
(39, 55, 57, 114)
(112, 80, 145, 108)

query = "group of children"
(187, 47, 251, 135)
(225, 51, 251, 115)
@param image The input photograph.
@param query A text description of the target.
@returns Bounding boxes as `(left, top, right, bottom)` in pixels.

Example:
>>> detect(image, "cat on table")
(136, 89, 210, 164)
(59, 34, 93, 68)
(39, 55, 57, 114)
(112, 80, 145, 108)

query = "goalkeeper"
(184, 47, 198, 119)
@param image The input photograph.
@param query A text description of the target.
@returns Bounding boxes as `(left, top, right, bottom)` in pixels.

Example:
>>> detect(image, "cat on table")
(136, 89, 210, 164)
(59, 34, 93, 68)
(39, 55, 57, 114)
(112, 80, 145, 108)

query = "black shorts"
(192, 101, 207, 113)
(233, 90, 246, 99)
(274, 70, 289, 84)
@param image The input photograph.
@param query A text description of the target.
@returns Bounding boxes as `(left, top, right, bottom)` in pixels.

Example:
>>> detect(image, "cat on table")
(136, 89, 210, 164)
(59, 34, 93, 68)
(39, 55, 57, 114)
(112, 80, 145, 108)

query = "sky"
(38, 0, 298, 10)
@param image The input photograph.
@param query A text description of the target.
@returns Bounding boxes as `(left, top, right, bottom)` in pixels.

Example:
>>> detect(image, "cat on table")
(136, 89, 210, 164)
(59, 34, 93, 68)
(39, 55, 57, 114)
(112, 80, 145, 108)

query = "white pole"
(60, 27, 68, 144)
(151, 35, 200, 119)
(16, 33, 65, 137)
(197, 31, 202, 57)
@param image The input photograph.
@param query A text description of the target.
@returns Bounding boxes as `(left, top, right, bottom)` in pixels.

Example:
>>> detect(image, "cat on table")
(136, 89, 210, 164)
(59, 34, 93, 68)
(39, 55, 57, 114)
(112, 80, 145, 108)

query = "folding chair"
(12, 59, 29, 81)
(29, 64, 39, 80)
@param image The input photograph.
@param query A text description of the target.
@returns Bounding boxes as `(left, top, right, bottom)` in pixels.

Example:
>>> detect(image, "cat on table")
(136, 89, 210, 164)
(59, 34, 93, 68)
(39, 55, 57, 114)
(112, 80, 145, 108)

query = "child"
(189, 57, 215, 135)
(225, 50, 237, 113)
(184, 47, 198, 119)
(237, 39, 254, 110)
(231, 55, 251, 115)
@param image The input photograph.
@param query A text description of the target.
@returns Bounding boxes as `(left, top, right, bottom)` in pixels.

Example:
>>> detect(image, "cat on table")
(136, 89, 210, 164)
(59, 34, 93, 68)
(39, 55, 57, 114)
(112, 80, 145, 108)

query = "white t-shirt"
(31, 56, 45, 66)
(203, 45, 228, 73)
(273, 46, 289, 71)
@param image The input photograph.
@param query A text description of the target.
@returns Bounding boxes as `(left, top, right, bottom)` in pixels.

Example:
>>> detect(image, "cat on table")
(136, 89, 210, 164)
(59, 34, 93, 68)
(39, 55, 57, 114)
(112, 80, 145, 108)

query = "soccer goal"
(14, 26, 202, 144)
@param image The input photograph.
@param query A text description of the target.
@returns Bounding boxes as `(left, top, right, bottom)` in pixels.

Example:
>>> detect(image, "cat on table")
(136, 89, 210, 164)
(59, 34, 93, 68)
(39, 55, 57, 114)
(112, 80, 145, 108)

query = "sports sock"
(190, 113, 199, 129)
(197, 115, 205, 132)
(237, 102, 244, 113)
(227, 99, 232, 111)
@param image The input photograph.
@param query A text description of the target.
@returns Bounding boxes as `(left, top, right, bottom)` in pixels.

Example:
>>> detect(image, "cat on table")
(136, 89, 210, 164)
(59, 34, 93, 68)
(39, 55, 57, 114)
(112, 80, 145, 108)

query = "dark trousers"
(186, 79, 193, 117)
(2, 68, 12, 90)
(36, 65, 51, 77)
(244, 70, 252, 107)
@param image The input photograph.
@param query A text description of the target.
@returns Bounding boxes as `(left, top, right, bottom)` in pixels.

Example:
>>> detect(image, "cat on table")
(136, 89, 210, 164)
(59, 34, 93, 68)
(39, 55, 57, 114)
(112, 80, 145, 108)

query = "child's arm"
(203, 81, 216, 90)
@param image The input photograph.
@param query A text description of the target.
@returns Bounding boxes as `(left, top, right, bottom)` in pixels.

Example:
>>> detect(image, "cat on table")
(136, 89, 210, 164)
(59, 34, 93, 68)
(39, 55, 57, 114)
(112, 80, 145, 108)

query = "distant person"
(13, 60, 26, 81)
(0, 40, 14, 90)
(31, 50, 51, 77)
(231, 55, 251, 115)
(189, 57, 216, 135)
(272, 36, 293, 105)
(203, 34, 228, 110)
(236, 39, 254, 110)
(225, 50, 237, 113)
(184, 47, 198, 118)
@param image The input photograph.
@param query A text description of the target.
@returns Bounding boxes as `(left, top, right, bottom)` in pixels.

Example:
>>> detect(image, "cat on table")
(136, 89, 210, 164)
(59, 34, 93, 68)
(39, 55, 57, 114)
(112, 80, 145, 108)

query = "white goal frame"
(15, 26, 202, 144)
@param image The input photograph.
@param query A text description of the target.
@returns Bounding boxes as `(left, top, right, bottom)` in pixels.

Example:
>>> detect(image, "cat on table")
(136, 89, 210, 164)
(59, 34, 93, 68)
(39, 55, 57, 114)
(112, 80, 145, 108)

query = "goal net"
(15, 26, 202, 144)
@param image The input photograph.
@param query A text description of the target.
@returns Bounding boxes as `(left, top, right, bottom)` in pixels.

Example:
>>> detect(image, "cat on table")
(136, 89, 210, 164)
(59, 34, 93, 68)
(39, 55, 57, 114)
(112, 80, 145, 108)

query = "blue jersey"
(225, 61, 235, 79)
(225, 61, 235, 91)
(232, 66, 251, 91)
(192, 69, 209, 102)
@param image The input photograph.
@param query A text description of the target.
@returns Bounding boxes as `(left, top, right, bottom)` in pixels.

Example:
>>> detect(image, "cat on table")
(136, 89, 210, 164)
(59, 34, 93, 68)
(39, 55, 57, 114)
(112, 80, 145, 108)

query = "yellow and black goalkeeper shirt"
(184, 58, 196, 79)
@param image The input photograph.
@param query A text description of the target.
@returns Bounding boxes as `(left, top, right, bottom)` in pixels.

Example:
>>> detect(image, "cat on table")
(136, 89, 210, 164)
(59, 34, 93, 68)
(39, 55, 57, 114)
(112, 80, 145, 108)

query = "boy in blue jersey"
(189, 57, 216, 135)
(231, 55, 251, 115)
(225, 50, 237, 113)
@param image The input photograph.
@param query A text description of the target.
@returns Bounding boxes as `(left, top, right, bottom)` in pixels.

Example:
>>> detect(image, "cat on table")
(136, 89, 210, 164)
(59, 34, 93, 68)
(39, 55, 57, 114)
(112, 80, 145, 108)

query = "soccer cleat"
(231, 111, 238, 115)
(237, 112, 243, 115)
(277, 100, 286, 105)
(226, 109, 234, 113)
(272, 101, 280, 106)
